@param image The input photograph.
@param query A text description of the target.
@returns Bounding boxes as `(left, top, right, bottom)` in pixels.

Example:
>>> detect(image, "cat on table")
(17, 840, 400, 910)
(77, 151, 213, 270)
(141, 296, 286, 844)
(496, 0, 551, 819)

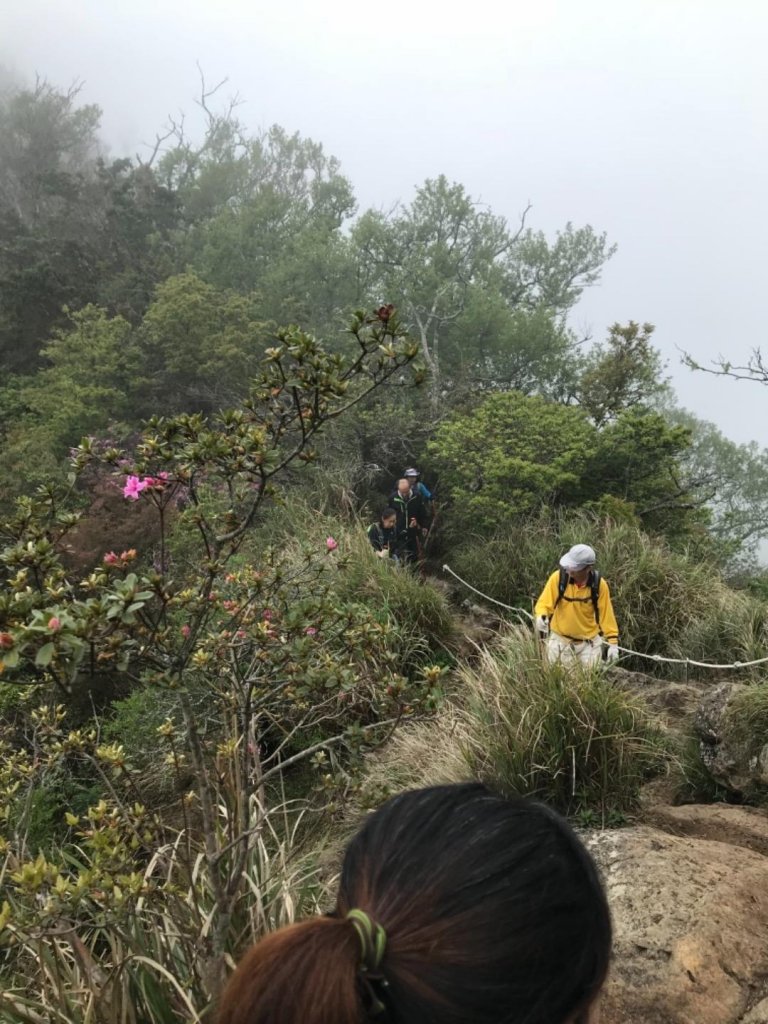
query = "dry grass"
(359, 706, 473, 805)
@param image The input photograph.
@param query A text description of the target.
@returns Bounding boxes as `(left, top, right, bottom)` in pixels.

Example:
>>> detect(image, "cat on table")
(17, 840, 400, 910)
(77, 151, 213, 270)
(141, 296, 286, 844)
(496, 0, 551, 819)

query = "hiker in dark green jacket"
(389, 478, 429, 565)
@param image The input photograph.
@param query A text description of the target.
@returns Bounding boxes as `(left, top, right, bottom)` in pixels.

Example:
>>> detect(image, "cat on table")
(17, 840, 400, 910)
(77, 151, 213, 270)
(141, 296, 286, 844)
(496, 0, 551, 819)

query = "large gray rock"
(606, 666, 705, 725)
(586, 825, 768, 1024)
(694, 682, 768, 795)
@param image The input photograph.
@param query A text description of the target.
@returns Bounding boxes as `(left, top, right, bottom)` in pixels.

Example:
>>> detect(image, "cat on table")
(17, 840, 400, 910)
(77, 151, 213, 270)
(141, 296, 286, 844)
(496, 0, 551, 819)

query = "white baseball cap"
(559, 544, 596, 572)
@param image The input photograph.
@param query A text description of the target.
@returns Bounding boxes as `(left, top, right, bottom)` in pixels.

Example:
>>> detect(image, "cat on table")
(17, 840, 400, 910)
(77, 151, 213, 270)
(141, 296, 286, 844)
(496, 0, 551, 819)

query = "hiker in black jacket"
(368, 508, 399, 561)
(390, 478, 429, 565)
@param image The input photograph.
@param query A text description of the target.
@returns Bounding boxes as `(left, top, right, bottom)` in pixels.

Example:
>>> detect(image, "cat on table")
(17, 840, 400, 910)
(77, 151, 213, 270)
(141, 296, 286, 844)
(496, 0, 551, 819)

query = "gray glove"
(536, 614, 550, 637)
(604, 643, 620, 663)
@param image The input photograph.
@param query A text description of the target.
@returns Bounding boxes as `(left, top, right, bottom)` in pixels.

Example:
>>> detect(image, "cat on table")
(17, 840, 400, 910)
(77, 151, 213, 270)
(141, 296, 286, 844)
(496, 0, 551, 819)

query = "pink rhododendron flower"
(235, 630, 247, 639)
(181, 624, 191, 639)
(48, 617, 61, 631)
(103, 551, 119, 565)
(123, 475, 149, 500)
(305, 627, 317, 636)
(326, 536, 338, 551)
(262, 609, 273, 620)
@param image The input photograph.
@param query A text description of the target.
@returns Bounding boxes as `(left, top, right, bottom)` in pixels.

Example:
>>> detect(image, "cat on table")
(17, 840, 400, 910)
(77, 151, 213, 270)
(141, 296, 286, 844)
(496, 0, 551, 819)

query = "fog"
(2, 0, 766, 445)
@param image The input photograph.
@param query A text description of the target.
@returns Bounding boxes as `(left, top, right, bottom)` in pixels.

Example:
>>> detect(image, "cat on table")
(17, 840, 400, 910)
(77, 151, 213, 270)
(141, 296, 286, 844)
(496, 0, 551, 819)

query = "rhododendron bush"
(0, 312, 443, 1023)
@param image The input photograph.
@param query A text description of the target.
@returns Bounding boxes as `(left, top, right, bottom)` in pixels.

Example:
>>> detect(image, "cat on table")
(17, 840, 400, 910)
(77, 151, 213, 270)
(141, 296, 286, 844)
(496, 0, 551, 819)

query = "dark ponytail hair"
(217, 783, 611, 1024)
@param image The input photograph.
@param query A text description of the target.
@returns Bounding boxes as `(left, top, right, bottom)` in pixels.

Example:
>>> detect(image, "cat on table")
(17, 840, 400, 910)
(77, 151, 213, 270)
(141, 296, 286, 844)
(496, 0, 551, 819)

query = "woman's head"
(218, 783, 611, 1024)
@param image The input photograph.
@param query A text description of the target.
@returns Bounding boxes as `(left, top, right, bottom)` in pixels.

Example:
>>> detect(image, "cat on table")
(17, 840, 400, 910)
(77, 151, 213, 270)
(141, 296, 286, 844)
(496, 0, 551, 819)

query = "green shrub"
(426, 391, 596, 536)
(103, 679, 219, 804)
(0, 797, 329, 1024)
(4, 763, 102, 855)
(460, 627, 671, 821)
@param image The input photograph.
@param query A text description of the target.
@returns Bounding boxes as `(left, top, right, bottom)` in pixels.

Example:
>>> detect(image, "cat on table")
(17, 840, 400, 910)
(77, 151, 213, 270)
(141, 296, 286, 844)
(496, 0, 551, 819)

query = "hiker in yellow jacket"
(534, 544, 620, 669)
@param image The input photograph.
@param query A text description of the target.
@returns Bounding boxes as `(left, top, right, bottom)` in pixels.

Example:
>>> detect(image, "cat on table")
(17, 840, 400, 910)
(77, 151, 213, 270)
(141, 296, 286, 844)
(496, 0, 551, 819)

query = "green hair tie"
(346, 908, 387, 972)
(346, 908, 388, 1016)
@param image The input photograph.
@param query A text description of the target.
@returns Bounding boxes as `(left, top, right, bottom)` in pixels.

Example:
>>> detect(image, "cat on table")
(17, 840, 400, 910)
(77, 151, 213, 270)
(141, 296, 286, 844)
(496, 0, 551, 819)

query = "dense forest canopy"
(2, 77, 768, 564)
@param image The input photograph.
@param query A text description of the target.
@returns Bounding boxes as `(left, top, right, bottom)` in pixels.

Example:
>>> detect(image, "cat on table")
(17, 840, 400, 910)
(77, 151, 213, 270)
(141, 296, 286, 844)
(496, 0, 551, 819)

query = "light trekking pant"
(545, 632, 603, 669)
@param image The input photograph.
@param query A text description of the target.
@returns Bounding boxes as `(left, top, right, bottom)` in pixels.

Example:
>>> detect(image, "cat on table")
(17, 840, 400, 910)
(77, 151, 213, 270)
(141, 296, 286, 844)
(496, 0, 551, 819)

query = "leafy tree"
(137, 272, 271, 415)
(353, 176, 513, 401)
(577, 321, 669, 426)
(0, 82, 180, 375)
(670, 408, 768, 558)
(181, 124, 356, 330)
(0, 307, 139, 495)
(0, 81, 103, 372)
(427, 391, 596, 534)
(91, 157, 179, 320)
(500, 221, 617, 313)
(456, 293, 575, 397)
(581, 409, 705, 539)
(353, 176, 615, 402)
(428, 396, 714, 547)
(154, 88, 357, 331)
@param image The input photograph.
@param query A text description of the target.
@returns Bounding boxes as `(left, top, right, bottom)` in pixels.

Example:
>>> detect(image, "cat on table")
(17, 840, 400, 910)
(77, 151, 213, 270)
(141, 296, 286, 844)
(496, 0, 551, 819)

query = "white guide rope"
(442, 564, 768, 671)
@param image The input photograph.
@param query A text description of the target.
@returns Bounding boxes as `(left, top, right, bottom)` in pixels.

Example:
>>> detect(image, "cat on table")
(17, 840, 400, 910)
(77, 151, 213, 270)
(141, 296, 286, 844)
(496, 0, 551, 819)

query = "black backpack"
(553, 568, 602, 631)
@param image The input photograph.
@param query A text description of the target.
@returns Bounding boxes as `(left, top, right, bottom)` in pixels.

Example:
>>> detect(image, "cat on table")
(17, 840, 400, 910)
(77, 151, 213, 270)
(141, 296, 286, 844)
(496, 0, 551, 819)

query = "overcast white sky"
(2, 0, 767, 446)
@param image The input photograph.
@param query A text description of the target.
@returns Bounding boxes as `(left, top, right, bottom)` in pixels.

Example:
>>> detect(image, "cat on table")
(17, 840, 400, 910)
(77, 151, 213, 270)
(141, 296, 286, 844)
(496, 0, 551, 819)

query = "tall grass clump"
(670, 591, 768, 669)
(330, 527, 457, 653)
(450, 510, 768, 674)
(460, 627, 671, 822)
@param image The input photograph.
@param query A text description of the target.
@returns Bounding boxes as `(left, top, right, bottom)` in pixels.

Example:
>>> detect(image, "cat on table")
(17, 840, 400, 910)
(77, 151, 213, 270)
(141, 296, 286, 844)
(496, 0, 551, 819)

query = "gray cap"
(559, 544, 596, 572)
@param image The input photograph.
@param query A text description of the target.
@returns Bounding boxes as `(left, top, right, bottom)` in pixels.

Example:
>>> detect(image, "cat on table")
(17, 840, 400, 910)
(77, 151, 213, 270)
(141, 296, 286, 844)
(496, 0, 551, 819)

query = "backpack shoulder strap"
(590, 570, 602, 628)
(553, 567, 568, 610)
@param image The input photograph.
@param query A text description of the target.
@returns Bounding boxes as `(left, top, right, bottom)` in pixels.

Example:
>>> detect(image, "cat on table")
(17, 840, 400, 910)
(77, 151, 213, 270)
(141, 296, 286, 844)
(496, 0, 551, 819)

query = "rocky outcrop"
(647, 804, 768, 857)
(606, 665, 706, 725)
(695, 682, 768, 796)
(587, 822, 768, 1024)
